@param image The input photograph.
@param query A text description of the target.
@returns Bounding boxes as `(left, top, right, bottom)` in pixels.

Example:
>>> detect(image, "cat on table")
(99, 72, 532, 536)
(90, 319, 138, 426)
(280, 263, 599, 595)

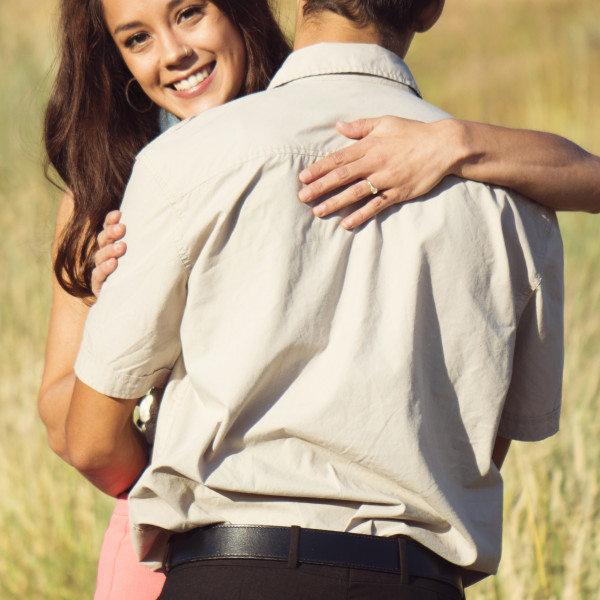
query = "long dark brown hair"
(44, 0, 290, 299)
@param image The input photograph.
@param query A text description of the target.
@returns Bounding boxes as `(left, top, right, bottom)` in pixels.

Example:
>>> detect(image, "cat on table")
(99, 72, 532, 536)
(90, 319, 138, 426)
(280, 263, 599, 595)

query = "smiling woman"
(44, 0, 288, 299)
(103, 0, 247, 119)
(39, 1, 289, 598)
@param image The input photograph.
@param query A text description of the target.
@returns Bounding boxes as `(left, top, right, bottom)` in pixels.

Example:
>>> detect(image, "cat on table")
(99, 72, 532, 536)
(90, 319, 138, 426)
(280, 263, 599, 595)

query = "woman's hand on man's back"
(92, 210, 126, 298)
(297, 117, 456, 229)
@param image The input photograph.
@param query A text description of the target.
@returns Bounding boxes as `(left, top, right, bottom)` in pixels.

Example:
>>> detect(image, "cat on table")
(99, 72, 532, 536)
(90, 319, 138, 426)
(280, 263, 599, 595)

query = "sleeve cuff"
(74, 351, 172, 400)
(497, 404, 561, 442)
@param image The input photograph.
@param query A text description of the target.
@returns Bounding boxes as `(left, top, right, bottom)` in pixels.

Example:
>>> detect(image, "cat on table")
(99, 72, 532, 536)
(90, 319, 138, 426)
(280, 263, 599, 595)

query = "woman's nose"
(161, 34, 192, 68)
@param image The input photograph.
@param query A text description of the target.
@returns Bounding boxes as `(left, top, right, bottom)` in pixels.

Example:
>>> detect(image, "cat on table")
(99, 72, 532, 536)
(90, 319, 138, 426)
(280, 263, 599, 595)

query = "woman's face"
(102, 0, 247, 119)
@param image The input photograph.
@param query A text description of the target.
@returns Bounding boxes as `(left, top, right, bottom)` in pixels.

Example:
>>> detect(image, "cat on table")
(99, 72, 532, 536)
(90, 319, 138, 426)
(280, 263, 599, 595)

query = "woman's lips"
(169, 62, 216, 98)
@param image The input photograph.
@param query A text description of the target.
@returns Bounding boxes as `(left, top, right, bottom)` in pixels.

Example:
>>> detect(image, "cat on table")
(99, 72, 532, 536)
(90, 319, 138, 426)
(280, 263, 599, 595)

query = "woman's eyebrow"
(114, 21, 144, 36)
(167, 0, 188, 11)
(112, 0, 188, 36)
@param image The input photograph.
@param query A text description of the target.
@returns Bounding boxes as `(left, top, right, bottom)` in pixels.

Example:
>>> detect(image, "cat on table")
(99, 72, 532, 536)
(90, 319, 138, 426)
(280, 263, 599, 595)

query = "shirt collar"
(268, 42, 421, 98)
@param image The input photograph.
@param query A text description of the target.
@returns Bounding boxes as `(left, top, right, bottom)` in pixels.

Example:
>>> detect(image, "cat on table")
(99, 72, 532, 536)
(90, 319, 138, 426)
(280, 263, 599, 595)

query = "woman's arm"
(298, 117, 600, 229)
(39, 198, 145, 490)
(452, 120, 600, 212)
(38, 191, 90, 463)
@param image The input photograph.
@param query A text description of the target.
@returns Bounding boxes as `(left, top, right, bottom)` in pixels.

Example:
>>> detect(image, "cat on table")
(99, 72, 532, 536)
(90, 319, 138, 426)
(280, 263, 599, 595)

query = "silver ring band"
(366, 179, 378, 195)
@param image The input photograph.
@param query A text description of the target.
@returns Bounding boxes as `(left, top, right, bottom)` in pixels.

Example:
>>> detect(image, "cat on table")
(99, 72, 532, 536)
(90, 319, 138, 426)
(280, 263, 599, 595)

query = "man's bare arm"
(492, 436, 511, 470)
(67, 379, 148, 497)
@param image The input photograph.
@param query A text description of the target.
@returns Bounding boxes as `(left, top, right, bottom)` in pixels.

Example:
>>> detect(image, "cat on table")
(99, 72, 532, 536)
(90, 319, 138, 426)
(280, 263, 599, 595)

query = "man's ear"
(414, 0, 445, 33)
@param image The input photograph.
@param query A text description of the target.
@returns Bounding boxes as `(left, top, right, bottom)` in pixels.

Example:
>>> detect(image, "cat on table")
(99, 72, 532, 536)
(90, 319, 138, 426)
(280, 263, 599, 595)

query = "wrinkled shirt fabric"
(76, 43, 564, 574)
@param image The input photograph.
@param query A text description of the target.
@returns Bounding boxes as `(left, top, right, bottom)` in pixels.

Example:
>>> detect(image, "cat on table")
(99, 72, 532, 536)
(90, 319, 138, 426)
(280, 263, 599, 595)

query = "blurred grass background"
(1, 0, 598, 598)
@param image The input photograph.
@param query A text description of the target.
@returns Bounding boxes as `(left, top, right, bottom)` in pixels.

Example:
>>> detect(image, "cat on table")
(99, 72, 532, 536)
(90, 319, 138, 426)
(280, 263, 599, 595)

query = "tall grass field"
(1, 0, 598, 598)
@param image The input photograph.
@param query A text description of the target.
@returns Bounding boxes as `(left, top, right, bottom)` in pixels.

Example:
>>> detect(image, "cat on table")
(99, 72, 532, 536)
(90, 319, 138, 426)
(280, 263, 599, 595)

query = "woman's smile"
(170, 61, 215, 93)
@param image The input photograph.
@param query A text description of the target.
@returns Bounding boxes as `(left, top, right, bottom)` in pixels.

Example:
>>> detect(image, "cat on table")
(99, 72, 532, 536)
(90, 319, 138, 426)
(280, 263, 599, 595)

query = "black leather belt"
(164, 524, 464, 595)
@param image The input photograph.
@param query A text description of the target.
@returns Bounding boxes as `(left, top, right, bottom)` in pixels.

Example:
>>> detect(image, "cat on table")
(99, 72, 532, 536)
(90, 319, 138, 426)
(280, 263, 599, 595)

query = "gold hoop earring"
(125, 78, 154, 113)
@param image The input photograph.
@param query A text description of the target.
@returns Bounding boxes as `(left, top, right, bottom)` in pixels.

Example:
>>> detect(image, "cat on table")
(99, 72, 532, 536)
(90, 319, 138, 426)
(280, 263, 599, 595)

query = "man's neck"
(294, 10, 383, 50)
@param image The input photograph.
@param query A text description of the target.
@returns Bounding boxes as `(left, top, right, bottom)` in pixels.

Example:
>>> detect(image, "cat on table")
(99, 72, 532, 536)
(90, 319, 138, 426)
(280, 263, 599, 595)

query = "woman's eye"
(125, 32, 150, 49)
(177, 6, 204, 24)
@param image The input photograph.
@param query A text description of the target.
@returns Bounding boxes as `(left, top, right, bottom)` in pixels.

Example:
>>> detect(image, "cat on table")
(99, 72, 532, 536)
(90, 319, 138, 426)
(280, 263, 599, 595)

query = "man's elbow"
(67, 378, 148, 496)
(66, 436, 128, 496)
(67, 438, 113, 475)
(67, 447, 133, 497)
(66, 424, 148, 497)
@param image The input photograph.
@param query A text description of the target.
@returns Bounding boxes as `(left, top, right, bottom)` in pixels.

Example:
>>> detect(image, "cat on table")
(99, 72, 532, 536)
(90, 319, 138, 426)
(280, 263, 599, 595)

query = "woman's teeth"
(173, 64, 213, 91)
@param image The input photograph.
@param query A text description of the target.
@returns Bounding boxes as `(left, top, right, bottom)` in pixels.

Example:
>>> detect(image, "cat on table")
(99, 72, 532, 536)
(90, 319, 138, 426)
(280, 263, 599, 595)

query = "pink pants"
(94, 494, 165, 600)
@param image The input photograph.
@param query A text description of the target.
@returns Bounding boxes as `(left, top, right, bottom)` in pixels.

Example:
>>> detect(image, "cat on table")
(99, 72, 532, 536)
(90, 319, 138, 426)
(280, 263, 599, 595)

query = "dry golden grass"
(1, 0, 598, 598)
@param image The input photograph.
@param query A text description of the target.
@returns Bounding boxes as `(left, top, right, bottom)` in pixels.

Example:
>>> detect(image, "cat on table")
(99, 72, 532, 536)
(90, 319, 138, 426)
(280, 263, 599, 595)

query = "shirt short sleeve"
(498, 215, 564, 442)
(74, 156, 188, 399)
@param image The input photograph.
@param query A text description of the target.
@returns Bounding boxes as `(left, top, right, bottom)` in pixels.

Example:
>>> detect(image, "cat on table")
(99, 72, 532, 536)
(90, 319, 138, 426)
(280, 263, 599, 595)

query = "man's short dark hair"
(303, 0, 436, 54)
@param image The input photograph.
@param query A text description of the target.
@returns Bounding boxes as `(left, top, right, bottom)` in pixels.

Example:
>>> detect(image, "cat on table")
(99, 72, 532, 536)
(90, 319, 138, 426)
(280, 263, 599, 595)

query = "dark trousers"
(157, 558, 464, 600)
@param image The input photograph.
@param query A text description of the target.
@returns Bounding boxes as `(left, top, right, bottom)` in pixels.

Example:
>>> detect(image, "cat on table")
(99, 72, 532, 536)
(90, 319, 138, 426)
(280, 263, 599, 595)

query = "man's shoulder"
(137, 89, 288, 188)
(150, 89, 279, 147)
(434, 175, 559, 235)
(421, 176, 562, 277)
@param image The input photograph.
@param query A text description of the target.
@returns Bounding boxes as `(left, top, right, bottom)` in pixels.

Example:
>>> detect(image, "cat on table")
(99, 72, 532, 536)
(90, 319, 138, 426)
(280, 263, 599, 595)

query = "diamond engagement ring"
(366, 179, 378, 195)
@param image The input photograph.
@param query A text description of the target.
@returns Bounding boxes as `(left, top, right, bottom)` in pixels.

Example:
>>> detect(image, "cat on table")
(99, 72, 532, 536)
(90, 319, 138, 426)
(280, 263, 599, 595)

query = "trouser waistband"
(163, 524, 464, 596)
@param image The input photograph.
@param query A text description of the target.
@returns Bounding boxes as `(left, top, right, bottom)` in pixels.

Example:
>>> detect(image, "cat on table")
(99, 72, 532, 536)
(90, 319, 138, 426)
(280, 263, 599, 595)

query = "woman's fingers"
(91, 258, 118, 298)
(341, 194, 396, 230)
(299, 144, 367, 195)
(311, 179, 382, 218)
(91, 241, 126, 297)
(297, 119, 387, 203)
(298, 120, 388, 203)
(335, 118, 381, 140)
(93, 211, 127, 297)
(298, 123, 375, 185)
(94, 241, 126, 267)
(98, 210, 125, 248)
(103, 209, 122, 227)
(299, 160, 370, 204)
(97, 222, 126, 249)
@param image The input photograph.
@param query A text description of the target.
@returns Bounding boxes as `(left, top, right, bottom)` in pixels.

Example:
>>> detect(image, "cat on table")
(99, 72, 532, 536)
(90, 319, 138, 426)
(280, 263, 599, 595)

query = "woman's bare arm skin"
(39, 201, 139, 481)
(38, 191, 90, 463)
(298, 117, 600, 229)
(454, 120, 600, 213)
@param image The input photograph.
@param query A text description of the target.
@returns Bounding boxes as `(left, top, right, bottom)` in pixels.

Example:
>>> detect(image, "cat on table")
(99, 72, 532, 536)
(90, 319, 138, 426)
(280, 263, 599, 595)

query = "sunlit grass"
(0, 1, 114, 598)
(1, 0, 598, 598)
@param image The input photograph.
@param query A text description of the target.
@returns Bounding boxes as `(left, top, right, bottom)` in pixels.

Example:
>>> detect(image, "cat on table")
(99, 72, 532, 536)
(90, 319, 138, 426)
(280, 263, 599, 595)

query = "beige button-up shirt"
(76, 43, 563, 574)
